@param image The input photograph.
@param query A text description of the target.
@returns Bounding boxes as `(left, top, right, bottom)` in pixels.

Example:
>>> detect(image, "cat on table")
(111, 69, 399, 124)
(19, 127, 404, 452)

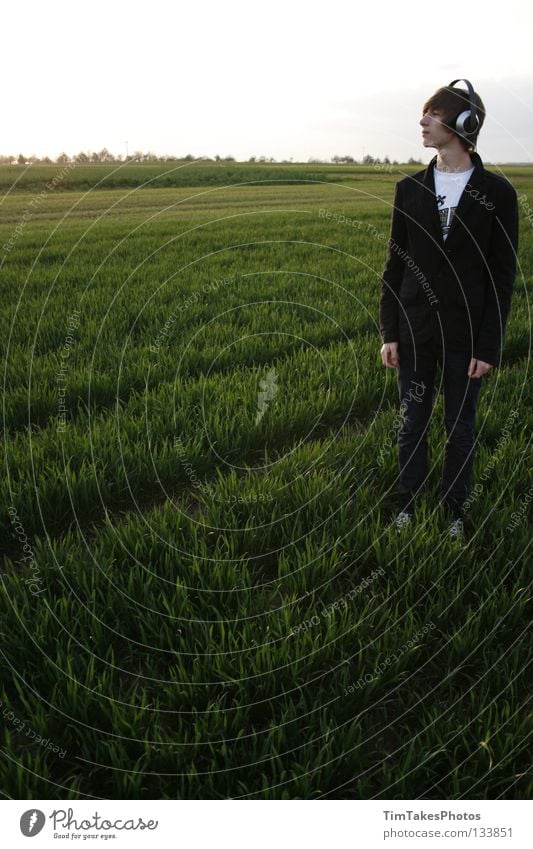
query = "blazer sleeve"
(379, 180, 407, 343)
(474, 181, 519, 365)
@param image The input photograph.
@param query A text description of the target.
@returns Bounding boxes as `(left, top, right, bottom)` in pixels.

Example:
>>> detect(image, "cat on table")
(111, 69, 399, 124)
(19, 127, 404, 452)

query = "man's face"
(420, 107, 455, 149)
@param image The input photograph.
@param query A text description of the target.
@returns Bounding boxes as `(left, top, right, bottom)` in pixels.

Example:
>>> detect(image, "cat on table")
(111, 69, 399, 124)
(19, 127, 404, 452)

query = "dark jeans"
(396, 336, 484, 519)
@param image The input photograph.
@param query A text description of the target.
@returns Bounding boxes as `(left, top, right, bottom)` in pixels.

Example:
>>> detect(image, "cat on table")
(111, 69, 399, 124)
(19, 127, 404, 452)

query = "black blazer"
(379, 152, 519, 365)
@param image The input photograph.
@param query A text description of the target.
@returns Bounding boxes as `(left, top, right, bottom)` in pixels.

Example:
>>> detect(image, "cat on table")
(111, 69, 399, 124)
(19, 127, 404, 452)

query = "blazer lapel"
(417, 155, 445, 250)
(445, 151, 485, 245)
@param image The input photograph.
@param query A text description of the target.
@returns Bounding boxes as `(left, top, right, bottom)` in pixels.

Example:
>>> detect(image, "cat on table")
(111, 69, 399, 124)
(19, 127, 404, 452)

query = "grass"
(0, 161, 531, 799)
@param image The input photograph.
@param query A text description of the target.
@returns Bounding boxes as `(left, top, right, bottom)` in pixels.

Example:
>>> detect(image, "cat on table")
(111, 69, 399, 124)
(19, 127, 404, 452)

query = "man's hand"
(380, 342, 400, 368)
(468, 357, 492, 378)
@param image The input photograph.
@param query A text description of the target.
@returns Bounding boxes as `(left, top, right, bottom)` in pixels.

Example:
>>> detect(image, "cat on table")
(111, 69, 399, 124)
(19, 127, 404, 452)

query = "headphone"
(448, 78, 480, 139)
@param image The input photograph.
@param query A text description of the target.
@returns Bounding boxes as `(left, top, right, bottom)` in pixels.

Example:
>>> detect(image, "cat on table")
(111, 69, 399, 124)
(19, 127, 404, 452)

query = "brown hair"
(422, 85, 486, 151)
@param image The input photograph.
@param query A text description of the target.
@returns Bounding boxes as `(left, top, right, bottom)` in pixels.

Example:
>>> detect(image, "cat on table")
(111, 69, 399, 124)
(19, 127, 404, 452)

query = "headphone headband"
(448, 78, 480, 140)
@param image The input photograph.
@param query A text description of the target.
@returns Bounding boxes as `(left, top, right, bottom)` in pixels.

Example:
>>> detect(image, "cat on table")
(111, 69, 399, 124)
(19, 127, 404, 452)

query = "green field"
(1, 161, 531, 799)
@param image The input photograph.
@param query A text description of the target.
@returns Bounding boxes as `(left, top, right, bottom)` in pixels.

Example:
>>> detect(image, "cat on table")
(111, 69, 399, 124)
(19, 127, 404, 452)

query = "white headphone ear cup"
(455, 109, 479, 136)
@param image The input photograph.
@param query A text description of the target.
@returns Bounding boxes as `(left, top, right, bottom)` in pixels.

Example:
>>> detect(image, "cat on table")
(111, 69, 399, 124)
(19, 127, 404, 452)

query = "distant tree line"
(0, 150, 423, 166)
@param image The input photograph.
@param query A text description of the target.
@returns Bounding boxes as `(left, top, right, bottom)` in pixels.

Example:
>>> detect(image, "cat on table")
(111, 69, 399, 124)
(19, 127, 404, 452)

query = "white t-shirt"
(433, 164, 475, 240)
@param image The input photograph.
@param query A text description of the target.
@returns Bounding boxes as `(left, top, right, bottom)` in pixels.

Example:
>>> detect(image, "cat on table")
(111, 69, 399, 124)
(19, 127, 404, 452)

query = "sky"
(3, 0, 533, 163)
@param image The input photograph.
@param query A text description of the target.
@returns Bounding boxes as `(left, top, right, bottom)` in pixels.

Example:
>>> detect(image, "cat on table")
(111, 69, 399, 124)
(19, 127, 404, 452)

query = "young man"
(379, 79, 519, 539)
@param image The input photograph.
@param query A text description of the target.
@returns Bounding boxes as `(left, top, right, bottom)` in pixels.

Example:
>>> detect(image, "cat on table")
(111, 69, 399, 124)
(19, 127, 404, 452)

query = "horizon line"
(1, 154, 532, 166)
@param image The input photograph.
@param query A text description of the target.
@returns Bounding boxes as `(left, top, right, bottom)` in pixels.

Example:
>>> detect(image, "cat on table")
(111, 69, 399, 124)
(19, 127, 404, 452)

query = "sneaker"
(448, 517, 464, 541)
(395, 510, 413, 533)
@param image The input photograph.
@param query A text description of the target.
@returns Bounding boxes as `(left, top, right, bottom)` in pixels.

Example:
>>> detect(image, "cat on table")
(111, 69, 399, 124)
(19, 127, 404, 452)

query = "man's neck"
(435, 145, 474, 173)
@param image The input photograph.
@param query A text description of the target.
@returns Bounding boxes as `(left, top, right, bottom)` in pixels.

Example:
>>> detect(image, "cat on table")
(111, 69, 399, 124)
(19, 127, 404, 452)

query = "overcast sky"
(4, 0, 532, 163)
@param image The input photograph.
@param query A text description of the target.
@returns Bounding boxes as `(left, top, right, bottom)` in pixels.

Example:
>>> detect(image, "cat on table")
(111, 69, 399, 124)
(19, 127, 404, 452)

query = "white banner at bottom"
(2, 799, 531, 848)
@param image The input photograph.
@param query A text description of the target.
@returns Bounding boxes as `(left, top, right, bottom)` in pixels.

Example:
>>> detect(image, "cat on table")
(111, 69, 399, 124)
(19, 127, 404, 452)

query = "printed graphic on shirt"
(433, 164, 474, 241)
(438, 204, 458, 239)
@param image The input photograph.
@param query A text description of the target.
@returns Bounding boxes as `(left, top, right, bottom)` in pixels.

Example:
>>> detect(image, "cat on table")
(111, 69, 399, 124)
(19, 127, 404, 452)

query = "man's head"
(420, 84, 485, 152)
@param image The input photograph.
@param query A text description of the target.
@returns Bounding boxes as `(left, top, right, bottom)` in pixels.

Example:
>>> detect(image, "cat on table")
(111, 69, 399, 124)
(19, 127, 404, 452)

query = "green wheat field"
(1, 160, 531, 799)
